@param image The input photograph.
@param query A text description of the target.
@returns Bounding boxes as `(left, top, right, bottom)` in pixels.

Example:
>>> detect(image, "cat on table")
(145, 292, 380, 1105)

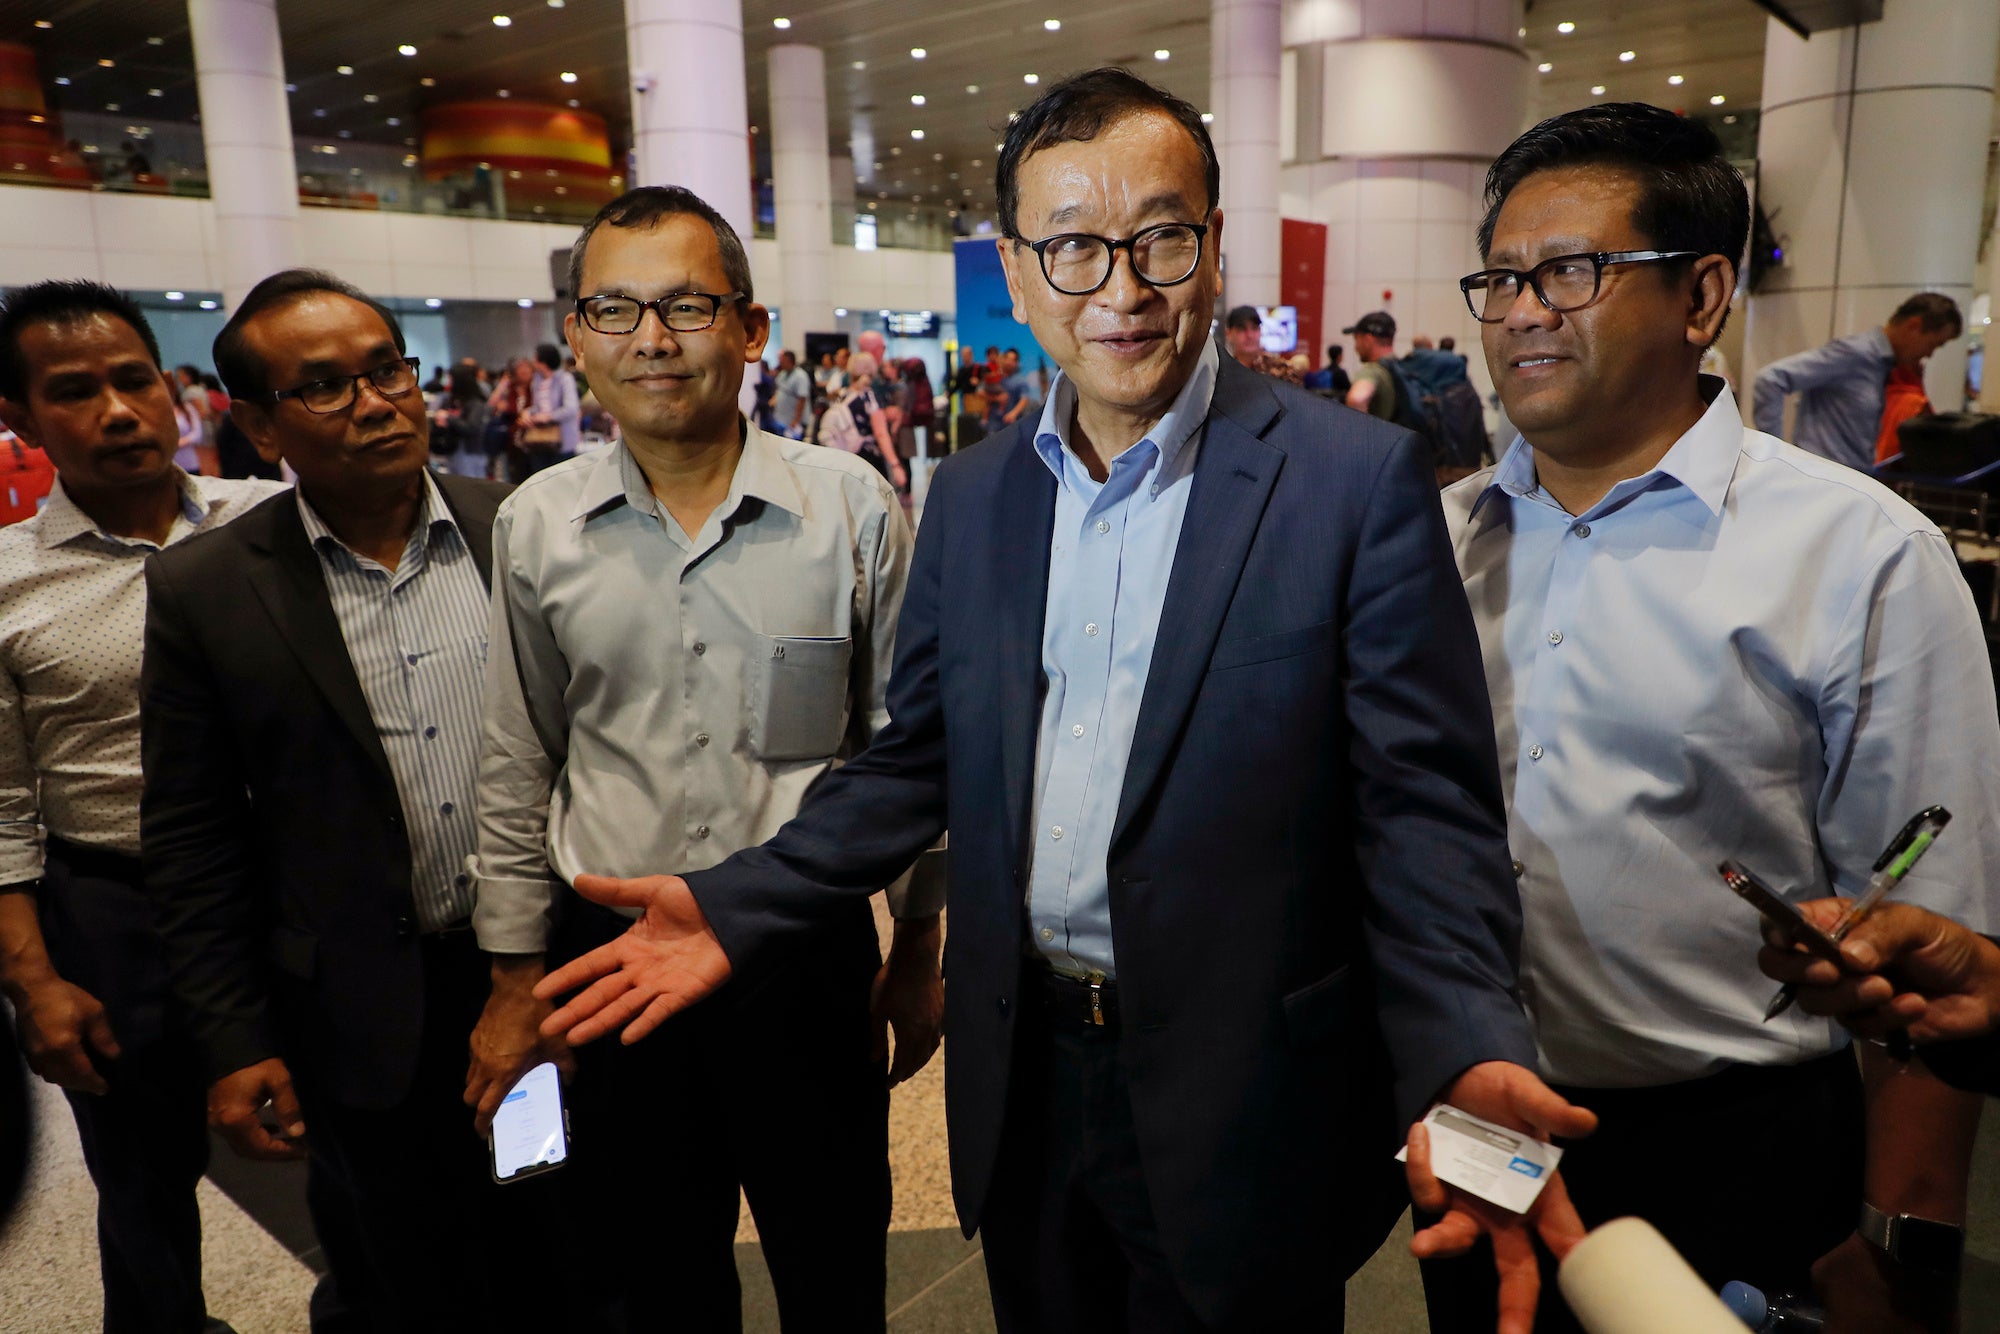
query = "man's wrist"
(488, 953, 547, 991)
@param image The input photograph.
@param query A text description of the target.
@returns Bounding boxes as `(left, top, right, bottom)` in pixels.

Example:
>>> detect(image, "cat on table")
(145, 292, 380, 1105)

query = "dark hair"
(1478, 103, 1749, 273)
(174, 363, 200, 383)
(996, 67, 1220, 240)
(1438, 335, 1456, 351)
(1326, 345, 1343, 363)
(1225, 305, 1260, 330)
(448, 364, 484, 403)
(535, 342, 563, 371)
(0, 280, 163, 401)
(213, 268, 406, 400)
(567, 185, 754, 304)
(1890, 292, 1961, 335)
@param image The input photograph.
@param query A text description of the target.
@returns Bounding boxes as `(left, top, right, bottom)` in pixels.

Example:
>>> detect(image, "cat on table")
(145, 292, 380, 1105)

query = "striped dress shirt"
(297, 471, 490, 931)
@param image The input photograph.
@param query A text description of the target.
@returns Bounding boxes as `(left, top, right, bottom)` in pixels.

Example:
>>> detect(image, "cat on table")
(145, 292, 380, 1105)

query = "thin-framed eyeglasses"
(271, 356, 421, 414)
(1459, 250, 1700, 323)
(1019, 222, 1209, 296)
(576, 291, 747, 336)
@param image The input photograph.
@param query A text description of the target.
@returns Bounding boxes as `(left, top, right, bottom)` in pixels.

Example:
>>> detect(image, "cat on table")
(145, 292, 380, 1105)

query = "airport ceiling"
(0, 0, 1860, 214)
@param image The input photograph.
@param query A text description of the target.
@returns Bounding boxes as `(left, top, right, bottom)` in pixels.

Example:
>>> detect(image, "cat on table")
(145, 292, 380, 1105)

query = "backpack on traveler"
(817, 390, 866, 455)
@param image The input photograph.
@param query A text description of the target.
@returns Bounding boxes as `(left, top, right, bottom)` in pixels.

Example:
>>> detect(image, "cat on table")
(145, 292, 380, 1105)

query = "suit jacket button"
(997, 996, 1010, 1016)
(394, 916, 415, 938)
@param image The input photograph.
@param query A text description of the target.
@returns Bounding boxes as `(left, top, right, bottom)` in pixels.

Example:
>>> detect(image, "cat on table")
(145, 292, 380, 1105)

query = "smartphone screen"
(489, 1061, 568, 1184)
(1716, 860, 1844, 962)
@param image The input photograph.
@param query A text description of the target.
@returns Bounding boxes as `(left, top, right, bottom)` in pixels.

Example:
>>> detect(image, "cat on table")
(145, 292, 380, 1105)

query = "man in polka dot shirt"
(0, 280, 286, 1334)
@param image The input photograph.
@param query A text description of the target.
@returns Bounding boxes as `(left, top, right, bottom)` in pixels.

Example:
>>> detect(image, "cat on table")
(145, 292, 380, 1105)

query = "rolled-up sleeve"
(470, 507, 571, 954)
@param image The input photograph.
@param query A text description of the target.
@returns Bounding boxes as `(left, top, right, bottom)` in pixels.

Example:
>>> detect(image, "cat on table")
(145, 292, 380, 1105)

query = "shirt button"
(1511, 860, 1525, 878)
(424, 726, 438, 739)
(695, 733, 710, 748)
(1547, 630, 1563, 646)
(1095, 519, 1110, 534)
(1084, 622, 1099, 637)
(692, 641, 706, 656)
(405, 653, 418, 665)
(455, 873, 470, 889)
(1051, 826, 1064, 840)
(1040, 927, 1055, 942)
(1071, 723, 1085, 738)
(1573, 523, 1591, 538)
(694, 825, 710, 840)
(1528, 744, 1545, 761)
(439, 801, 454, 815)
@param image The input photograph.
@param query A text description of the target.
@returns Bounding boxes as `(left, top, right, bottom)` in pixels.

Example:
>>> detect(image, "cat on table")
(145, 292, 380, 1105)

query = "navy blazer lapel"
(1111, 362, 1283, 852)
(434, 475, 496, 585)
(992, 430, 1057, 873)
(244, 502, 397, 786)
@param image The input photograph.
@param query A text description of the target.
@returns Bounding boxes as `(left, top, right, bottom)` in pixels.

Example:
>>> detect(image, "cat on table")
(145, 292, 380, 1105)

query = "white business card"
(1394, 1103, 1564, 1215)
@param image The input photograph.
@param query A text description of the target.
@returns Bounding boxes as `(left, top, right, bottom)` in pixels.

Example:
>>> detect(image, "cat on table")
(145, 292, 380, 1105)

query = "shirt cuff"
(468, 857, 560, 954)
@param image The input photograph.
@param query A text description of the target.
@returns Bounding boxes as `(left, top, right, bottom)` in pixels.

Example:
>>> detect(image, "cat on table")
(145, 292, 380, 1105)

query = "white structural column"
(1212, 0, 1284, 309)
(186, 0, 299, 310)
(1747, 1, 2000, 413)
(1278, 0, 1528, 385)
(625, 0, 754, 244)
(768, 44, 836, 339)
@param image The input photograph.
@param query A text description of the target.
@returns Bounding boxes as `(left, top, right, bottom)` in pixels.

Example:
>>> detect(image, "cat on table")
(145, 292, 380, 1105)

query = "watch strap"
(1858, 1201, 1895, 1253)
(1859, 1201, 1965, 1274)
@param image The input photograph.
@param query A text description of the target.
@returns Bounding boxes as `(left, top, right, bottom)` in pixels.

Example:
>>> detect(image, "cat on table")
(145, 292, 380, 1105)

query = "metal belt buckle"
(1087, 970, 1106, 1027)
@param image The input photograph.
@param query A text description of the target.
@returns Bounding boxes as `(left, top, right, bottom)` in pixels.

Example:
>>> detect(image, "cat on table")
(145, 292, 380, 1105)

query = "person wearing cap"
(1222, 304, 1303, 385)
(1343, 311, 1400, 420)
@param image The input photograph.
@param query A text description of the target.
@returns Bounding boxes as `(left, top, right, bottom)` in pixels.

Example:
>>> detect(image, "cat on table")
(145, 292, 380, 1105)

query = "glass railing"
(7, 112, 975, 245)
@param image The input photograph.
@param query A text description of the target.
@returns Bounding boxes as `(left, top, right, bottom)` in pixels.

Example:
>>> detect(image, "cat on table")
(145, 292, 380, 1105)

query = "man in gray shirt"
(770, 348, 811, 438)
(1752, 292, 1962, 471)
(466, 186, 944, 1328)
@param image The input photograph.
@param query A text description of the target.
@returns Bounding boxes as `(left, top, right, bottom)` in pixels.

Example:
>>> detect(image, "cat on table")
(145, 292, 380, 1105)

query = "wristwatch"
(1859, 1202, 1965, 1276)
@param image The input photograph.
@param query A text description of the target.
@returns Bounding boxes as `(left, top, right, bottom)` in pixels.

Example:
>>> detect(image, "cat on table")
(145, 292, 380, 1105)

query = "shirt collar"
(1472, 374, 1743, 521)
(1862, 326, 1895, 364)
(574, 419, 805, 523)
(298, 468, 460, 556)
(37, 467, 211, 549)
(1032, 339, 1218, 486)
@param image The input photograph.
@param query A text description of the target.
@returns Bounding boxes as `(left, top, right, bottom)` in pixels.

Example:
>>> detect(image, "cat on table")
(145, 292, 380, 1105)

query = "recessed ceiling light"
(546, 0, 563, 7)
(420, 77, 436, 87)
(969, 158, 981, 166)
(148, 35, 163, 45)
(835, 307, 848, 316)
(911, 129, 925, 139)
(1024, 73, 1038, 84)
(1557, 21, 1576, 34)
(97, 58, 114, 67)
(426, 297, 443, 307)
(1723, 114, 1737, 124)
(1667, 74, 1684, 86)
(497, 89, 510, 97)
(1200, 112, 1213, 123)
(34, 19, 52, 28)
(910, 47, 926, 59)
(286, 82, 297, 91)
(492, 14, 512, 26)
(1044, 18, 1061, 30)
(994, 142, 1004, 150)
(852, 60, 865, 70)
(165, 291, 184, 300)
(388, 118, 401, 126)
(1538, 62, 1553, 73)
(314, 107, 327, 116)
(105, 102, 119, 111)
(1709, 94, 1725, 105)
(773, 16, 790, 28)
(891, 146, 902, 155)
(567, 99, 578, 107)
(1590, 85, 1606, 96)
(399, 44, 417, 56)
(965, 83, 979, 93)
(54, 77, 69, 85)
(363, 93, 379, 103)
(198, 300, 217, 309)
(337, 64, 354, 75)
(560, 71, 578, 83)
(1619, 50, 1635, 62)
(1154, 49, 1169, 61)
(148, 88, 162, 97)
(517, 298, 535, 308)
(911, 94, 925, 105)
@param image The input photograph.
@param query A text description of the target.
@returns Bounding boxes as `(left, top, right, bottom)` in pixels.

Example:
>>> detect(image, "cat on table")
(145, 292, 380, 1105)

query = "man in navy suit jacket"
(537, 69, 1595, 1331)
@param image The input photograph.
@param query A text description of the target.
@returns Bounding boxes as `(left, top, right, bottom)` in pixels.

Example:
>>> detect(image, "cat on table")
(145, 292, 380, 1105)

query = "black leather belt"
(1034, 966, 1120, 1031)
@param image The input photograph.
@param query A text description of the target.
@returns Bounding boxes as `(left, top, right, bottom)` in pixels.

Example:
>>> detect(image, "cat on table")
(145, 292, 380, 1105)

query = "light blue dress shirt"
(1750, 326, 1894, 472)
(1446, 378, 2000, 1086)
(1027, 341, 1219, 979)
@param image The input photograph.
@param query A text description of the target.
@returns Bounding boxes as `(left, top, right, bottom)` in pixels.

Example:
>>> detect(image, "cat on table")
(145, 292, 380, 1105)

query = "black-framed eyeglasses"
(1018, 222, 1208, 296)
(271, 357, 421, 414)
(576, 291, 746, 336)
(1459, 250, 1700, 323)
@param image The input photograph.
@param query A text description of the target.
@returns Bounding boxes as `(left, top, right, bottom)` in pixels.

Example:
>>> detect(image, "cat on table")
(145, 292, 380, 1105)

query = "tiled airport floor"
(4, 900, 1998, 1332)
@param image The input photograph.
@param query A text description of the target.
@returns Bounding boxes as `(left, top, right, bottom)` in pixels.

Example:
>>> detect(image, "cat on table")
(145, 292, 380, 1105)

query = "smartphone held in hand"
(489, 1061, 569, 1184)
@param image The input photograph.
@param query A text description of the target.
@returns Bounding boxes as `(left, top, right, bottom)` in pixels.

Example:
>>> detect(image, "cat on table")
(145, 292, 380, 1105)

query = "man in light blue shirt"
(1432, 103, 1995, 1334)
(1751, 293, 1962, 471)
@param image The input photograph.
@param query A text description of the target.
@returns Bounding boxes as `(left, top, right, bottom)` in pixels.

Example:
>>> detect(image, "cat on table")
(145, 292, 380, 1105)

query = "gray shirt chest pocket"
(751, 635, 854, 761)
